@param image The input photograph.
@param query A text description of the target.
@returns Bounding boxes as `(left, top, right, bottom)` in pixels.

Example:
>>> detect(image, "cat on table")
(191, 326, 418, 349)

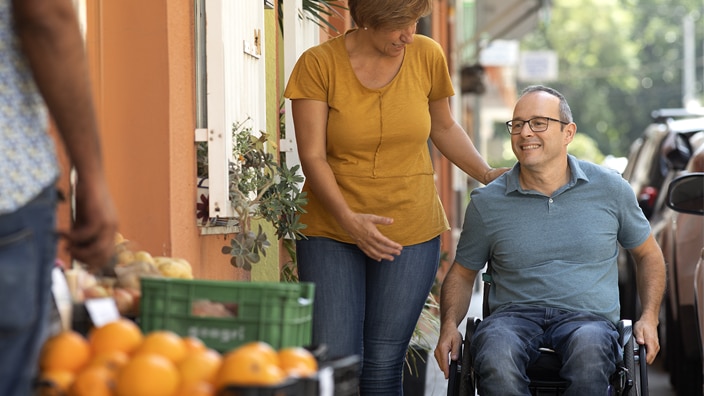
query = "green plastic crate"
(139, 278, 314, 352)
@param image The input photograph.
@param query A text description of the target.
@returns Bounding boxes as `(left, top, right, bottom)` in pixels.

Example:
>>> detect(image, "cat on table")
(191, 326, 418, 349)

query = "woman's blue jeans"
(297, 236, 440, 395)
(470, 305, 620, 396)
(0, 187, 58, 396)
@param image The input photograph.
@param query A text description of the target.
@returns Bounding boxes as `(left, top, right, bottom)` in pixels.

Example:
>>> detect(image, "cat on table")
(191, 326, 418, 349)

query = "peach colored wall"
(98, 0, 172, 259)
(81, 1, 250, 281)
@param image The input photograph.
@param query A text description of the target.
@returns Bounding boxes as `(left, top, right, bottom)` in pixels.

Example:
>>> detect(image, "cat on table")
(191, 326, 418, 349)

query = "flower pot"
(403, 345, 428, 396)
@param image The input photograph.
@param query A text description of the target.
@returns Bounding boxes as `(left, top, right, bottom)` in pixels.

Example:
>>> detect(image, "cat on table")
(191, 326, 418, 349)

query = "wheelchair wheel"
(622, 335, 649, 396)
(447, 359, 461, 396)
(637, 344, 648, 396)
(623, 334, 637, 396)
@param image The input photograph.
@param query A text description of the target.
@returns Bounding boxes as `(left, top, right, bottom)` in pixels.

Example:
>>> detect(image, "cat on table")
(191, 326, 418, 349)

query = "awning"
(475, 0, 549, 41)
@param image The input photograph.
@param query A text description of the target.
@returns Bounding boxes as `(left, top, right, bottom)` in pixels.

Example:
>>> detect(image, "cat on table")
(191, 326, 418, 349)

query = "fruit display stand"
(40, 234, 361, 395)
(306, 355, 360, 396)
(218, 378, 305, 396)
(139, 278, 315, 352)
(214, 354, 360, 396)
(35, 318, 334, 395)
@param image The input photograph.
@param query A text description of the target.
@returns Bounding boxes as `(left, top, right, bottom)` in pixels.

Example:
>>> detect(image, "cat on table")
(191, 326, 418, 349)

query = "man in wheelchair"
(434, 85, 666, 395)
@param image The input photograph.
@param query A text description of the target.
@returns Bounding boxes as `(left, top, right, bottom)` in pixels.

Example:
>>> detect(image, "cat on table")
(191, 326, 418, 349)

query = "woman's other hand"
(342, 213, 403, 261)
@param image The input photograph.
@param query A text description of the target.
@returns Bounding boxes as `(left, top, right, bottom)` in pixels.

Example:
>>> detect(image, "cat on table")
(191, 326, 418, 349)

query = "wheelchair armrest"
(617, 319, 632, 348)
(464, 317, 482, 339)
(461, 317, 481, 372)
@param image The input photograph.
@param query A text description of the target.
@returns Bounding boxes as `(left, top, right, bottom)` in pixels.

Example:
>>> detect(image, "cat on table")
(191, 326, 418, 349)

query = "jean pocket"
(0, 228, 38, 332)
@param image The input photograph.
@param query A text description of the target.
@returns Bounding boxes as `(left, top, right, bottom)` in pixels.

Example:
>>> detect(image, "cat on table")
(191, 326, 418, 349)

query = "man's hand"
(59, 178, 118, 273)
(434, 325, 464, 379)
(633, 317, 660, 364)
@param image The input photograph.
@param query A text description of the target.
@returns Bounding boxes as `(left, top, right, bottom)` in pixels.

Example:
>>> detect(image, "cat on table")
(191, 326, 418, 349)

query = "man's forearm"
(440, 264, 477, 330)
(636, 256, 666, 323)
(632, 236, 666, 323)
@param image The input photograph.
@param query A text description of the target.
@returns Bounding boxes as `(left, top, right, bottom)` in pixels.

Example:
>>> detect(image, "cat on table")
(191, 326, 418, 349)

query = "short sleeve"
(454, 199, 491, 270)
(284, 48, 329, 102)
(424, 37, 454, 101)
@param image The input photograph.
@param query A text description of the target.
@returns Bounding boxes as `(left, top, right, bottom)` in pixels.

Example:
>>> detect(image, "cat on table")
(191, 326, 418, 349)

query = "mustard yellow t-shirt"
(284, 31, 454, 246)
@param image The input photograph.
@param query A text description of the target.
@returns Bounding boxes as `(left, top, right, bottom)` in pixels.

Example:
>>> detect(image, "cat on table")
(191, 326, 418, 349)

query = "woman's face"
(369, 21, 417, 57)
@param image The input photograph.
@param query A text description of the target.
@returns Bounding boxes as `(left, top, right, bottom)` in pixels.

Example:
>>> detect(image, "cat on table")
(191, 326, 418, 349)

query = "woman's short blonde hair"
(348, 0, 432, 30)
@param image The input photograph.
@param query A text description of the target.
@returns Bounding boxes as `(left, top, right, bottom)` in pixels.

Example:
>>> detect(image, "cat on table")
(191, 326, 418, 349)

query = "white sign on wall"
(480, 40, 519, 67)
(518, 50, 558, 82)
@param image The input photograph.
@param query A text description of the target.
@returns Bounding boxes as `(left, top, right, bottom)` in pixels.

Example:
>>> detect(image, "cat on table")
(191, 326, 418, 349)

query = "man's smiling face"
(510, 91, 575, 170)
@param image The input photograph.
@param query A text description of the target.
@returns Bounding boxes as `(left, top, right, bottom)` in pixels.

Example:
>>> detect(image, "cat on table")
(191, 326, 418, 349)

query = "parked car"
(651, 120, 704, 395)
(617, 109, 694, 320)
(665, 172, 704, 394)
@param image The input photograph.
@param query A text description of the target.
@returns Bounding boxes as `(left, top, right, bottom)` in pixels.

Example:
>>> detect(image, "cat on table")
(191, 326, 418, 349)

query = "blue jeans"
(0, 187, 58, 396)
(297, 236, 440, 395)
(470, 305, 620, 396)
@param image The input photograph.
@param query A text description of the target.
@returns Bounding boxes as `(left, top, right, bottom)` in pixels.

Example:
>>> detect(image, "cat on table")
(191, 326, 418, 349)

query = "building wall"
(55, 1, 463, 284)
(71, 1, 254, 281)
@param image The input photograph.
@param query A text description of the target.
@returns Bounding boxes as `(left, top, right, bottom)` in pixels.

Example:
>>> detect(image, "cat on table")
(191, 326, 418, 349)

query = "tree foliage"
(519, 0, 703, 157)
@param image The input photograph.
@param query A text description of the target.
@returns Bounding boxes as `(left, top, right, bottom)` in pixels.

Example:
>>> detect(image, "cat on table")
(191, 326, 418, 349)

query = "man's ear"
(563, 122, 577, 144)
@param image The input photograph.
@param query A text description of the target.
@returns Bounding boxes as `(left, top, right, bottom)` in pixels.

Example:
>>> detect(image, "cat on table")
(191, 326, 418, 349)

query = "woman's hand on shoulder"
(483, 167, 511, 184)
(342, 213, 403, 262)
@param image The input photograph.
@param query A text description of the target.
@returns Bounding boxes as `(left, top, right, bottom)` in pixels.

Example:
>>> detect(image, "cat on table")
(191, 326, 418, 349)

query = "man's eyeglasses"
(506, 117, 569, 135)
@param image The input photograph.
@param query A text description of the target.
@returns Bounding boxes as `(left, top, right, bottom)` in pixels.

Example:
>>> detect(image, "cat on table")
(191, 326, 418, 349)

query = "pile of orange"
(36, 319, 318, 396)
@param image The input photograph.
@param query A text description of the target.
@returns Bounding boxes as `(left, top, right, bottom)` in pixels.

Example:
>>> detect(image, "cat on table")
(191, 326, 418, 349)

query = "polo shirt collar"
(505, 155, 590, 195)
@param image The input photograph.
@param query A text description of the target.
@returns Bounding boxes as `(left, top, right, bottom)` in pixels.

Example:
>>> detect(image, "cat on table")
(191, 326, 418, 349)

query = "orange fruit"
(173, 381, 215, 396)
(133, 330, 187, 363)
(36, 369, 75, 395)
(68, 365, 113, 396)
(88, 318, 143, 356)
(115, 353, 179, 396)
(177, 348, 222, 386)
(183, 336, 207, 353)
(39, 330, 91, 373)
(215, 342, 285, 388)
(225, 341, 279, 366)
(278, 347, 318, 377)
(87, 350, 129, 373)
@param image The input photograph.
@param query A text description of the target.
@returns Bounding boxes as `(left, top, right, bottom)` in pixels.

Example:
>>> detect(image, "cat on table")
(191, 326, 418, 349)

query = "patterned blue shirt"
(0, 0, 59, 214)
(455, 155, 652, 323)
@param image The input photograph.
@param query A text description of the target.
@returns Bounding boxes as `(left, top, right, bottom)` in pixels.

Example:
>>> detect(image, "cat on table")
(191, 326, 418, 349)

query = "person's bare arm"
(434, 262, 478, 378)
(13, 0, 118, 271)
(429, 98, 508, 184)
(291, 99, 402, 261)
(628, 234, 666, 364)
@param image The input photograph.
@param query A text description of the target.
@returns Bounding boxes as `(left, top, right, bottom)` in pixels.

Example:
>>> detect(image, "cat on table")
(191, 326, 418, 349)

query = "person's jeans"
(297, 236, 440, 395)
(470, 305, 620, 396)
(0, 187, 58, 396)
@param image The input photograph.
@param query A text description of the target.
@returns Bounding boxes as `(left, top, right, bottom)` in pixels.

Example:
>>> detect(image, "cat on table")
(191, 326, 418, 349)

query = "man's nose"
(519, 122, 534, 135)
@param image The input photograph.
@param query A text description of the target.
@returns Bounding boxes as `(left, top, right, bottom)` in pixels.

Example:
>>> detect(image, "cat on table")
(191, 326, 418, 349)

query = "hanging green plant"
(206, 119, 307, 271)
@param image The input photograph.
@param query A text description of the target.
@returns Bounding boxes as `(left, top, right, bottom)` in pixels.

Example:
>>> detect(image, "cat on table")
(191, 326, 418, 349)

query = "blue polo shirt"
(455, 155, 651, 323)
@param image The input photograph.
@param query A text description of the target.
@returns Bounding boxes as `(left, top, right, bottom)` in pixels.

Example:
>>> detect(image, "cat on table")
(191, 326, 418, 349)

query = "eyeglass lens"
(508, 117, 550, 134)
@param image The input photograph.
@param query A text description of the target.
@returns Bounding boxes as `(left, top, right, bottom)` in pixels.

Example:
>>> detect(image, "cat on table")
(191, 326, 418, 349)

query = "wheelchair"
(446, 270, 649, 396)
